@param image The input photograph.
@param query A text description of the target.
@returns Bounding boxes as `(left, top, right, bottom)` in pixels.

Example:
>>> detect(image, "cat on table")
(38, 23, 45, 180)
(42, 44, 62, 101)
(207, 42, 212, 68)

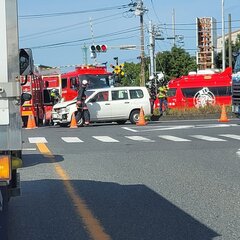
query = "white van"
(52, 86, 151, 126)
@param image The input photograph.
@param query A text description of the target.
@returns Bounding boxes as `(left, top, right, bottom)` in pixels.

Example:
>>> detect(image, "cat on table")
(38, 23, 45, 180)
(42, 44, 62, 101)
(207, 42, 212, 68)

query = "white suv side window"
(129, 89, 144, 99)
(111, 90, 128, 100)
(94, 91, 109, 102)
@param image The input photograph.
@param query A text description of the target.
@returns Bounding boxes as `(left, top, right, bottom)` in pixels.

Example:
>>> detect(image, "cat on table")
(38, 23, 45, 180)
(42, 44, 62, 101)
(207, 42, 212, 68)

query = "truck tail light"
(0, 155, 11, 180)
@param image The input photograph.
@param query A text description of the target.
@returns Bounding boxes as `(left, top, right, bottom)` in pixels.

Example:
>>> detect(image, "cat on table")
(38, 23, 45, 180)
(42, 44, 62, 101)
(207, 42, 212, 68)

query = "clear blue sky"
(18, 0, 240, 71)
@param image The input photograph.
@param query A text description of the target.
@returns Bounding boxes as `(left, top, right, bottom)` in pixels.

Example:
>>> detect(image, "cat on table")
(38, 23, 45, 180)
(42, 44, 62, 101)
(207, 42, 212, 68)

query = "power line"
(19, 4, 131, 19)
(27, 26, 140, 49)
(20, 13, 123, 40)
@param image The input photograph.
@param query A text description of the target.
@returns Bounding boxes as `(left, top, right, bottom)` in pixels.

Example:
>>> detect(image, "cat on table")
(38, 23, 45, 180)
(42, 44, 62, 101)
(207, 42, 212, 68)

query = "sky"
(18, 0, 240, 72)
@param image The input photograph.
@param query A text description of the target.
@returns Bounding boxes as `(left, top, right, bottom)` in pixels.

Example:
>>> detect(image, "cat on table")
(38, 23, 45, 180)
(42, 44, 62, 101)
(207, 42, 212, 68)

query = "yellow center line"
(36, 143, 111, 240)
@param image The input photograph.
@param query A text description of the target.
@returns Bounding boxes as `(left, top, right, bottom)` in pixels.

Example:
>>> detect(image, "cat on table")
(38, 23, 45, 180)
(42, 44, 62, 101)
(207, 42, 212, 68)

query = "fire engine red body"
(60, 65, 111, 101)
(21, 74, 45, 127)
(155, 67, 232, 109)
(40, 65, 112, 124)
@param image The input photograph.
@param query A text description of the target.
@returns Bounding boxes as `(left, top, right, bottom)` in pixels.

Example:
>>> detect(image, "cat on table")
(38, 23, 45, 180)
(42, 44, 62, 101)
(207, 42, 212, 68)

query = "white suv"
(52, 86, 151, 126)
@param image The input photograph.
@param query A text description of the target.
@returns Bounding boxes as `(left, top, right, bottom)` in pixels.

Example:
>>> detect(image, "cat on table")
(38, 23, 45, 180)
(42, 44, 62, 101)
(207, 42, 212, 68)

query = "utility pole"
(228, 14, 232, 68)
(82, 44, 88, 65)
(135, 0, 147, 86)
(149, 21, 155, 79)
(172, 8, 176, 47)
(222, 0, 226, 70)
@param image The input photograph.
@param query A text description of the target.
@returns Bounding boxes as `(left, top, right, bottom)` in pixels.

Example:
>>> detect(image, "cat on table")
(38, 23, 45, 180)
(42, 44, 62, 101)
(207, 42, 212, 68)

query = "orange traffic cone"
(26, 114, 37, 129)
(70, 113, 78, 128)
(136, 107, 147, 126)
(218, 104, 229, 122)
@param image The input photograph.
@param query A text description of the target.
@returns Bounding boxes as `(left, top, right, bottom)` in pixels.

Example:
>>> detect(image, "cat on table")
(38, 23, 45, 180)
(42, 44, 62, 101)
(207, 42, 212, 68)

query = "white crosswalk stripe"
(125, 136, 155, 142)
(61, 137, 83, 143)
(28, 137, 48, 143)
(28, 134, 240, 144)
(92, 136, 119, 142)
(158, 135, 191, 142)
(219, 134, 240, 140)
(190, 135, 226, 141)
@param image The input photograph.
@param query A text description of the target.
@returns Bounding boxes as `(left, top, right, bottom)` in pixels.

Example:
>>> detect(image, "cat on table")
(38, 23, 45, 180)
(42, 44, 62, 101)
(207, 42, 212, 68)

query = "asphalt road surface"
(8, 119, 240, 240)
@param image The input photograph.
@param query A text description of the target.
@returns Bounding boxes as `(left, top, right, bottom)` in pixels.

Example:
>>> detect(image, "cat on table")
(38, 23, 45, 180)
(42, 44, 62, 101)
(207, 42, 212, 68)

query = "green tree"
(118, 62, 141, 86)
(155, 46, 197, 83)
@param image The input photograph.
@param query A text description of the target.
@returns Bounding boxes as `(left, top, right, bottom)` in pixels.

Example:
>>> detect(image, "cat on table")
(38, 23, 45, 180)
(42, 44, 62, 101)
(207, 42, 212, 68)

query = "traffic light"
(19, 48, 34, 75)
(90, 44, 107, 53)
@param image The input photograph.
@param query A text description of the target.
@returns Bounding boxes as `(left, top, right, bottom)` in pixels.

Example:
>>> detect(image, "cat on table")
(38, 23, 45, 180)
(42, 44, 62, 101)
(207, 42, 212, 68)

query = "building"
(217, 29, 240, 53)
(196, 17, 217, 70)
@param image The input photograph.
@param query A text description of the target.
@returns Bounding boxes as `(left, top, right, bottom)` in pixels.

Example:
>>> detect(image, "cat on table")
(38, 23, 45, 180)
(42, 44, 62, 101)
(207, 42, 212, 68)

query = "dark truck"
(232, 53, 240, 116)
(0, 0, 32, 238)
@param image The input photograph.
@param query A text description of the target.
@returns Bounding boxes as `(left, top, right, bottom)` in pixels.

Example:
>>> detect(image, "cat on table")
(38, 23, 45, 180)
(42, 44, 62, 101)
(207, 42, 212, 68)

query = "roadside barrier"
(70, 113, 78, 128)
(218, 104, 229, 122)
(136, 107, 147, 126)
(26, 114, 37, 129)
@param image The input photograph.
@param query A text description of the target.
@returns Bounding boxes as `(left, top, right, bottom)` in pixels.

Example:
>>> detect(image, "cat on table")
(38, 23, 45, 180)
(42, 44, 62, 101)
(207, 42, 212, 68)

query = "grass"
(152, 104, 232, 118)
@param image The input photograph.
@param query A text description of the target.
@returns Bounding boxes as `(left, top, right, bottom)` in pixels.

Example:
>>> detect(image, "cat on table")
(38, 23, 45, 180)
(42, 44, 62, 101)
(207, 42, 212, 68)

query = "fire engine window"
(208, 86, 232, 96)
(79, 74, 109, 89)
(70, 77, 79, 90)
(129, 89, 143, 99)
(182, 88, 202, 98)
(182, 87, 231, 98)
(62, 78, 67, 89)
(167, 88, 176, 97)
(43, 89, 51, 104)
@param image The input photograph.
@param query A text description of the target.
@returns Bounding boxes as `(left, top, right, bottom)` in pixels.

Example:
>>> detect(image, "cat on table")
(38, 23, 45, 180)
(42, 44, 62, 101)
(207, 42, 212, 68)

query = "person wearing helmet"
(76, 80, 90, 126)
(50, 88, 61, 105)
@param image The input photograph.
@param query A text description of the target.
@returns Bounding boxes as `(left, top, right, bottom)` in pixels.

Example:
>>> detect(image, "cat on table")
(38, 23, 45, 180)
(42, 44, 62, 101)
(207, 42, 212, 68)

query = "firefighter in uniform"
(50, 88, 61, 105)
(158, 84, 169, 115)
(76, 80, 90, 126)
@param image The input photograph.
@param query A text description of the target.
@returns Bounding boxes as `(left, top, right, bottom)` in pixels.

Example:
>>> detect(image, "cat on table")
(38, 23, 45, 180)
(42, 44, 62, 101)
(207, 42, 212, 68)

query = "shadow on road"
(22, 153, 64, 168)
(8, 179, 220, 240)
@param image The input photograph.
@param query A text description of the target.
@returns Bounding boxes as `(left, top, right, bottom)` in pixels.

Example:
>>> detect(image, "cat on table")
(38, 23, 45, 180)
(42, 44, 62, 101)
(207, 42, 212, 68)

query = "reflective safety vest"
(158, 86, 168, 98)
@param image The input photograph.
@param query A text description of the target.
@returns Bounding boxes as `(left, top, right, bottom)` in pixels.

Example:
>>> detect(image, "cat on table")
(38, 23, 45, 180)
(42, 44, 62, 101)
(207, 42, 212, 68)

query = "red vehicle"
(40, 65, 112, 124)
(60, 65, 112, 101)
(162, 67, 232, 109)
(21, 74, 45, 127)
(41, 73, 62, 125)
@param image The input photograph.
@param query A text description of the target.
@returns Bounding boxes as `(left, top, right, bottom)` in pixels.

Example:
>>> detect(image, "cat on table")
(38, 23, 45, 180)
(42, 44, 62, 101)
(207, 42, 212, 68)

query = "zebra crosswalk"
(27, 134, 240, 144)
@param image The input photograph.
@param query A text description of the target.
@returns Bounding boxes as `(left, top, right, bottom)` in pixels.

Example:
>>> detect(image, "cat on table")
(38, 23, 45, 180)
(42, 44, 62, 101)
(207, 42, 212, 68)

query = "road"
(8, 119, 240, 240)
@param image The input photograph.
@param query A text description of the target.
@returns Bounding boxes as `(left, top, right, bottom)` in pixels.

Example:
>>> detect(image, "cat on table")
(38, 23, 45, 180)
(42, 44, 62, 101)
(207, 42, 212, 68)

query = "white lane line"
(61, 137, 83, 143)
(158, 135, 191, 142)
(125, 136, 155, 142)
(190, 135, 226, 141)
(219, 134, 240, 140)
(121, 127, 139, 132)
(93, 136, 119, 142)
(22, 148, 37, 151)
(236, 149, 240, 156)
(29, 137, 48, 143)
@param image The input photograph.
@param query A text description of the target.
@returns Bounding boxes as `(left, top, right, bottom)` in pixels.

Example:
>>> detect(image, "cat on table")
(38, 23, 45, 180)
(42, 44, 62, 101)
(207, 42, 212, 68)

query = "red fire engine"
(21, 74, 45, 127)
(60, 65, 112, 101)
(39, 65, 112, 124)
(162, 67, 232, 109)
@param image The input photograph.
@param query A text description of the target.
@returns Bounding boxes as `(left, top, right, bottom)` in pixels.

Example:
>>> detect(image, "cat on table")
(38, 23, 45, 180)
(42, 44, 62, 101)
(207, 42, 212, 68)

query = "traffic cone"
(218, 104, 229, 122)
(70, 112, 78, 128)
(26, 114, 37, 129)
(136, 107, 148, 126)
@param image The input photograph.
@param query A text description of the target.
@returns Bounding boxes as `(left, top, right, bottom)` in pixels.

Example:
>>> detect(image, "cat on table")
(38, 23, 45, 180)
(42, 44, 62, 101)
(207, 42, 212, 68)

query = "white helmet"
(82, 80, 88, 86)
